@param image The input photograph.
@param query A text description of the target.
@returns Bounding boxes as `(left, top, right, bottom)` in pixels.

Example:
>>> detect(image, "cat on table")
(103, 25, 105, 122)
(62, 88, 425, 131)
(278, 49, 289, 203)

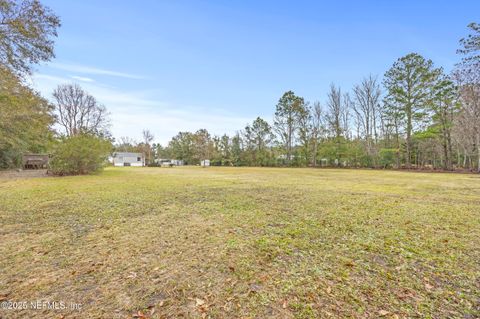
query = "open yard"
(0, 167, 479, 318)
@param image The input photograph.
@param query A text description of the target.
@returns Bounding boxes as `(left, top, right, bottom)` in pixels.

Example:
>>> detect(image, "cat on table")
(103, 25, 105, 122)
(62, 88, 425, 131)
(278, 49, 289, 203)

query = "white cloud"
(31, 72, 252, 145)
(112, 110, 250, 145)
(70, 75, 95, 82)
(49, 62, 145, 79)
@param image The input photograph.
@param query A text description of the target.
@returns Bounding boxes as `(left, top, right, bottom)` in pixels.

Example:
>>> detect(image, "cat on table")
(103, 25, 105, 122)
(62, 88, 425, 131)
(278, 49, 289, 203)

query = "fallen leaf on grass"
(127, 272, 137, 279)
(378, 309, 389, 316)
(132, 311, 146, 318)
(394, 264, 405, 271)
(195, 298, 205, 306)
(196, 298, 209, 314)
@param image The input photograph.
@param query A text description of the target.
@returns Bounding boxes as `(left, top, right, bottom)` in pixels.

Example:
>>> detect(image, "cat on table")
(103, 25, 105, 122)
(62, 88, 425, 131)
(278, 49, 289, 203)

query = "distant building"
(200, 159, 210, 167)
(22, 154, 49, 169)
(112, 152, 144, 167)
(156, 159, 184, 167)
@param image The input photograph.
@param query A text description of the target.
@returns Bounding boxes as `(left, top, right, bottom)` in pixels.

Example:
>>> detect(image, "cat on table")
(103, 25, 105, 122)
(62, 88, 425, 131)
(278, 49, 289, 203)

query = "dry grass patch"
(0, 167, 479, 318)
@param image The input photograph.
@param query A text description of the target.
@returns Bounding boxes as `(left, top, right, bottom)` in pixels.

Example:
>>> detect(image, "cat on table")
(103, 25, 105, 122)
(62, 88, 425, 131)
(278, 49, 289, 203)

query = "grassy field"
(0, 167, 479, 318)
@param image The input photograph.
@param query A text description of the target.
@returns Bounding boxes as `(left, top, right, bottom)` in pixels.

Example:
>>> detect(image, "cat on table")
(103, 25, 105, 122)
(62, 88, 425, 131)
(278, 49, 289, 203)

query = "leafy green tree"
(219, 134, 231, 165)
(244, 117, 274, 166)
(318, 137, 347, 166)
(0, 0, 61, 75)
(380, 95, 403, 168)
(168, 132, 195, 164)
(209, 134, 231, 166)
(297, 102, 312, 165)
(230, 133, 243, 166)
(0, 66, 54, 168)
(273, 91, 305, 164)
(49, 133, 112, 175)
(430, 75, 459, 170)
(193, 129, 213, 163)
(379, 148, 396, 168)
(458, 22, 480, 64)
(155, 143, 171, 160)
(383, 53, 441, 168)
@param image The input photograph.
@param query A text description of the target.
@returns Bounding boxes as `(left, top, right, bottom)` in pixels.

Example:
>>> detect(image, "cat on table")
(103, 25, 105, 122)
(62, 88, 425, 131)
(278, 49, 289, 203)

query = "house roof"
(113, 152, 144, 157)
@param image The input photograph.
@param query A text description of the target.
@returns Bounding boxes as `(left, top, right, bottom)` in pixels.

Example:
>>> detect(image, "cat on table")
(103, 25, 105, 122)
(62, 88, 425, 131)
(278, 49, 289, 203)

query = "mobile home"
(112, 152, 145, 167)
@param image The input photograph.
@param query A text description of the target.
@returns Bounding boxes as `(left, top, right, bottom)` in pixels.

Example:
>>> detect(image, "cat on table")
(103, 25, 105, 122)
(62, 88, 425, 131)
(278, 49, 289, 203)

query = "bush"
(0, 147, 21, 169)
(49, 134, 112, 175)
(379, 148, 397, 168)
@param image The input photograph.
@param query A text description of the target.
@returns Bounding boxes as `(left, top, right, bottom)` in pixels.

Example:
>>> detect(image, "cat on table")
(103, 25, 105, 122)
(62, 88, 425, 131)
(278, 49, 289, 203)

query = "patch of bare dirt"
(0, 169, 49, 180)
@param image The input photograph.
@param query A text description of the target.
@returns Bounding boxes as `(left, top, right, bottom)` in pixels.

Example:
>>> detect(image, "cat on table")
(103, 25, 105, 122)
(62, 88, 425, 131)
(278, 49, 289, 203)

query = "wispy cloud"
(70, 75, 95, 82)
(50, 62, 145, 80)
(31, 72, 252, 145)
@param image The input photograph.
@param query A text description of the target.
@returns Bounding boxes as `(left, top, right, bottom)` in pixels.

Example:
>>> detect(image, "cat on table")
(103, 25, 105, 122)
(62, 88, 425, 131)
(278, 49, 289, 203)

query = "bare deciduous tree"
(297, 102, 312, 165)
(352, 75, 382, 166)
(142, 129, 154, 165)
(311, 101, 324, 167)
(326, 84, 343, 140)
(455, 22, 480, 172)
(326, 84, 350, 166)
(117, 136, 137, 152)
(53, 83, 109, 137)
(453, 68, 480, 172)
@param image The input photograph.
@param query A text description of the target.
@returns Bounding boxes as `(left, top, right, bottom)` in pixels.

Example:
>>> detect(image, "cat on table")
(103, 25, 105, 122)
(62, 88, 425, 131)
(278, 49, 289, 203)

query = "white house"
(112, 152, 145, 167)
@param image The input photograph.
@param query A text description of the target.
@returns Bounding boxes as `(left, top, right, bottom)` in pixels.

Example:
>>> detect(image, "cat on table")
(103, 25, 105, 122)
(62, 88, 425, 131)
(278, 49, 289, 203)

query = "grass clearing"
(0, 167, 479, 318)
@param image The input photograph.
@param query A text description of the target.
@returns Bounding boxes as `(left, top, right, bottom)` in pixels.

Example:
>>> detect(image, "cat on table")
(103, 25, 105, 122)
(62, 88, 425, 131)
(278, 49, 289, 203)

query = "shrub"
(49, 134, 112, 175)
(379, 148, 397, 168)
(0, 147, 21, 169)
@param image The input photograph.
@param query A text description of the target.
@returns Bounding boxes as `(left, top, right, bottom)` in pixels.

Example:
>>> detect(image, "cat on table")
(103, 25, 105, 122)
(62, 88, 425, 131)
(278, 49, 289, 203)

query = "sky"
(32, 0, 480, 145)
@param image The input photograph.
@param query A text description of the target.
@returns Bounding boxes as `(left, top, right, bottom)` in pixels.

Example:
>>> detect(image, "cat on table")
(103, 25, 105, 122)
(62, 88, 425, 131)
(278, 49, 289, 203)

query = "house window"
(137, 157, 141, 162)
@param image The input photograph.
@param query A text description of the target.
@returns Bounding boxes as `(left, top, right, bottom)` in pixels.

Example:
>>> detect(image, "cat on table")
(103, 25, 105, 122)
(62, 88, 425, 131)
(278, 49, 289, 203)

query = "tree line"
(1, 0, 60, 168)
(123, 24, 479, 172)
(1, 0, 479, 174)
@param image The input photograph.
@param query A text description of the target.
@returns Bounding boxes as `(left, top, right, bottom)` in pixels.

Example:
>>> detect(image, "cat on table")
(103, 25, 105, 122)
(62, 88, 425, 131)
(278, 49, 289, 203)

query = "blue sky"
(32, 0, 479, 144)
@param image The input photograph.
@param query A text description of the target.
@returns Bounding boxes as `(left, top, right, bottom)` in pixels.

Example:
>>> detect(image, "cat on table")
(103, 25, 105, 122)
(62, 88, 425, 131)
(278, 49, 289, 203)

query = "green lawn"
(0, 167, 479, 318)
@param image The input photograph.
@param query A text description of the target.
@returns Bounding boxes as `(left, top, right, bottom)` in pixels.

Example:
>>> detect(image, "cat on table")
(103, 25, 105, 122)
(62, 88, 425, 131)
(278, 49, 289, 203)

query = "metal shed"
(22, 154, 49, 169)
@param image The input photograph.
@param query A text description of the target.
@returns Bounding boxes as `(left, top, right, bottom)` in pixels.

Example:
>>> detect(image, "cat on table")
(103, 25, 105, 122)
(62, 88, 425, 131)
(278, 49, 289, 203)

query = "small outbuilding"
(200, 159, 210, 167)
(157, 159, 184, 167)
(112, 152, 145, 167)
(22, 154, 49, 169)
